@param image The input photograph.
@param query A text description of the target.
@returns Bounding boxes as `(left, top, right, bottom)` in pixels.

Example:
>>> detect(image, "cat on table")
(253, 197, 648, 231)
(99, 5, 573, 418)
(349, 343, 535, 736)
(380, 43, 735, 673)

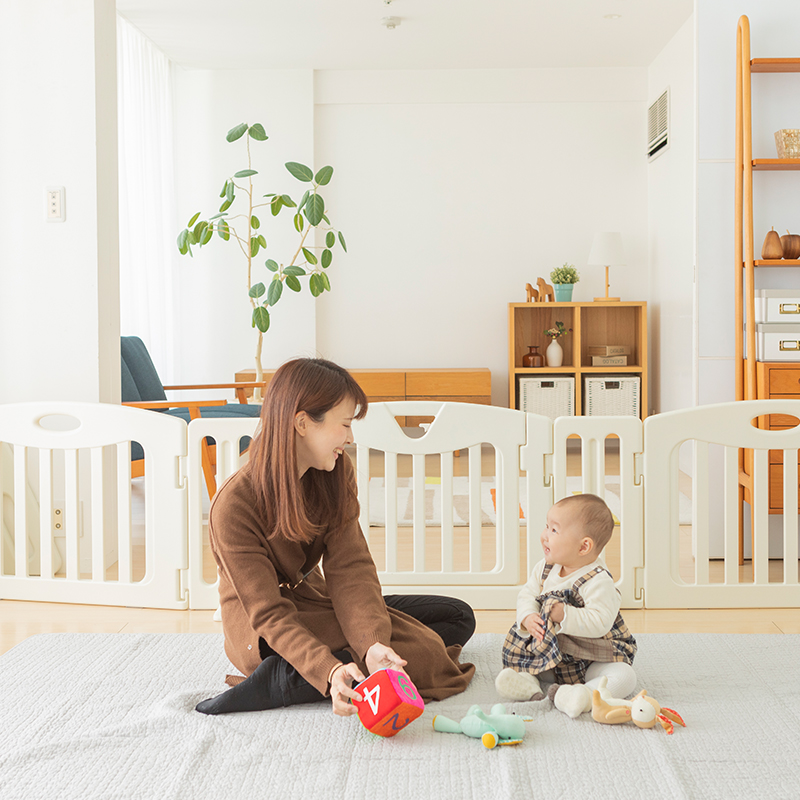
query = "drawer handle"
(779, 340, 800, 351)
(780, 303, 800, 314)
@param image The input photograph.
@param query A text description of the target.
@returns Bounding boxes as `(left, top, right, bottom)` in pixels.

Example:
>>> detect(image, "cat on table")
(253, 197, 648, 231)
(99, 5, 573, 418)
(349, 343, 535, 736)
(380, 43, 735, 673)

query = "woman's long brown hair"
(245, 358, 368, 543)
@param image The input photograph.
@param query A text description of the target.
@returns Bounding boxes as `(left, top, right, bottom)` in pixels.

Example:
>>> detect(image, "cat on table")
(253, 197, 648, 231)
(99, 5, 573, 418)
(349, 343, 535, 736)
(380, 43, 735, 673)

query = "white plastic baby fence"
(2, 399, 799, 610)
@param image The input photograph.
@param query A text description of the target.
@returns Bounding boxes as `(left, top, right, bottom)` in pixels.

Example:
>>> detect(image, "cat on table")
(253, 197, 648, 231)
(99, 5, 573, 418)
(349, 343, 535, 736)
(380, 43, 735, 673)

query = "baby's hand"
(521, 613, 546, 642)
(549, 602, 565, 624)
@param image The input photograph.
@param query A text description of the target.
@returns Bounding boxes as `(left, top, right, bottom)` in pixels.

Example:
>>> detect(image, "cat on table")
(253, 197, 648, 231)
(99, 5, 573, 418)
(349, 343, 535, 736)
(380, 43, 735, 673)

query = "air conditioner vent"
(647, 88, 669, 161)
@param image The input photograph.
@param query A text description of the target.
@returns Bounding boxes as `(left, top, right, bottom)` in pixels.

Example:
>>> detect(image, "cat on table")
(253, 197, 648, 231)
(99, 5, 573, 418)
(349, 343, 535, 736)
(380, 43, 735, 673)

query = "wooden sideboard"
(233, 367, 492, 427)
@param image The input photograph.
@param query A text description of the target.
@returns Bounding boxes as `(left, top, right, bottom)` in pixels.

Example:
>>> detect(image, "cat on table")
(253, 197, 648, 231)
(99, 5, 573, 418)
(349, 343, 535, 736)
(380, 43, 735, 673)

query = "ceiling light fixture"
(382, 16, 401, 29)
(603, 13, 622, 20)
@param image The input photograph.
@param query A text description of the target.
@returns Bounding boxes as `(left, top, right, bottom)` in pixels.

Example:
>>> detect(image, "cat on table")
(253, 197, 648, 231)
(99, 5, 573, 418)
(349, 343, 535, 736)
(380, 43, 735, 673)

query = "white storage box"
(518, 377, 574, 419)
(755, 322, 800, 360)
(755, 290, 800, 323)
(584, 376, 640, 417)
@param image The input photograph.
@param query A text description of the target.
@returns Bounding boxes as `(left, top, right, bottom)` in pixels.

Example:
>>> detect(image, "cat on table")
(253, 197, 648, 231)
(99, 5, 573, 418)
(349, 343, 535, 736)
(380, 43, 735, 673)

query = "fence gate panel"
(186, 417, 259, 609)
(0, 402, 187, 609)
(643, 400, 800, 608)
(552, 416, 644, 608)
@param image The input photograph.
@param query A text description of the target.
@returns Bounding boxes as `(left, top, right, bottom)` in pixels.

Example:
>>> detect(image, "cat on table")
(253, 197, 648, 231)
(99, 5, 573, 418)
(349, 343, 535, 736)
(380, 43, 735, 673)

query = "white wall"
(171, 69, 316, 387)
(313, 69, 649, 406)
(647, 16, 696, 415)
(0, 0, 119, 404)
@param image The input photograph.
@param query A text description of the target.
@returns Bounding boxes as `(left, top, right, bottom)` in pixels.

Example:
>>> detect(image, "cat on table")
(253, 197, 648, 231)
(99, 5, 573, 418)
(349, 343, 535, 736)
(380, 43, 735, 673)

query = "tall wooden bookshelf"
(508, 301, 648, 417)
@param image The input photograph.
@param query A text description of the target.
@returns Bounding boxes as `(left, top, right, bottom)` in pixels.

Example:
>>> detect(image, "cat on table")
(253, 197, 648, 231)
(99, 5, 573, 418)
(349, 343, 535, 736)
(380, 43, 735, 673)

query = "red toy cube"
(352, 668, 425, 737)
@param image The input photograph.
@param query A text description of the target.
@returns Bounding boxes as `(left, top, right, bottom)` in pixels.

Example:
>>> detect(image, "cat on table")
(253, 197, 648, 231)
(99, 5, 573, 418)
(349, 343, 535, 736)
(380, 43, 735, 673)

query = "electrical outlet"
(46, 186, 66, 222)
(53, 507, 64, 534)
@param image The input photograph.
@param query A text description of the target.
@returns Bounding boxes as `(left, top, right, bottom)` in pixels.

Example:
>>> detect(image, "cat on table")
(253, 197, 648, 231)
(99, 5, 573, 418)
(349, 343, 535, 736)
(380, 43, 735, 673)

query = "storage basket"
(774, 129, 800, 159)
(584, 376, 640, 417)
(518, 377, 574, 419)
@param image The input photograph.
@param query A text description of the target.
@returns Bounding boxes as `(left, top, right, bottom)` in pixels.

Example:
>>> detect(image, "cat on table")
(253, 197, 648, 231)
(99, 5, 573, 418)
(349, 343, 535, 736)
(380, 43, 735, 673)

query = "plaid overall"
(501, 563, 637, 685)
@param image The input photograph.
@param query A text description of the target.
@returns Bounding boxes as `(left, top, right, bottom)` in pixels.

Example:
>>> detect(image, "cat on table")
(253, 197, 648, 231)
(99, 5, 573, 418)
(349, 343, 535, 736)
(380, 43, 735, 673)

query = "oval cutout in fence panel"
(37, 414, 81, 432)
(752, 413, 800, 431)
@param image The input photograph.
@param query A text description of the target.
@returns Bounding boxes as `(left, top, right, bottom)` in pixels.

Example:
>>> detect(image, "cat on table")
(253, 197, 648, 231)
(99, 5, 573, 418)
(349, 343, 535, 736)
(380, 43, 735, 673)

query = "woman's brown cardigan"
(208, 466, 474, 701)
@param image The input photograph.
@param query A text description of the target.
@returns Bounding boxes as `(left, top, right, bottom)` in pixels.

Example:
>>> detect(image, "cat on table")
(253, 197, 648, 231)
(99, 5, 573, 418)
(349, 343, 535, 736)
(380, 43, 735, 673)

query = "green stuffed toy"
(432, 704, 530, 749)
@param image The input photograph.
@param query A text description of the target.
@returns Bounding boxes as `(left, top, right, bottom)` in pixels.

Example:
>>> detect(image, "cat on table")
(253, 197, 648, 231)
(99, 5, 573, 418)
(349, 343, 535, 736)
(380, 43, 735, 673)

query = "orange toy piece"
(591, 679, 686, 735)
(351, 668, 425, 738)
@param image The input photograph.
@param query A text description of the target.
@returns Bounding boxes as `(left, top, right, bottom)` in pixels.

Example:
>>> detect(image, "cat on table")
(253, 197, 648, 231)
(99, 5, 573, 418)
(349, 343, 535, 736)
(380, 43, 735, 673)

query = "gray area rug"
(1, 632, 798, 799)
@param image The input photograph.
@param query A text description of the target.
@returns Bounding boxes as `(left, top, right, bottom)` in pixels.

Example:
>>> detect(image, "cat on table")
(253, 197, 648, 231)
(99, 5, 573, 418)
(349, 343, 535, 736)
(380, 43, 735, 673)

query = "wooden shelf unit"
(735, 16, 800, 530)
(507, 301, 648, 417)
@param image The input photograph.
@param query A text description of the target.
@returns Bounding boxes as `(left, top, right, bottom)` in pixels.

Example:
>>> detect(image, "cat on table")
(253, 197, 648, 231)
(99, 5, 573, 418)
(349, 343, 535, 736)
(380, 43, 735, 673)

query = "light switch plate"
(46, 186, 66, 222)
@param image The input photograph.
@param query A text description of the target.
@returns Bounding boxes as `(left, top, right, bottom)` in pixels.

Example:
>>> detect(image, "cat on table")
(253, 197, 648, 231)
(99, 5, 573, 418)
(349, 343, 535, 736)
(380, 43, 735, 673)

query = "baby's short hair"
(554, 493, 614, 552)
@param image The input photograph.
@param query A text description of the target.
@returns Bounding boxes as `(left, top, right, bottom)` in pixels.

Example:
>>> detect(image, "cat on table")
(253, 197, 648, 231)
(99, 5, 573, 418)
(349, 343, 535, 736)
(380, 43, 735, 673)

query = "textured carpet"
(1, 632, 798, 799)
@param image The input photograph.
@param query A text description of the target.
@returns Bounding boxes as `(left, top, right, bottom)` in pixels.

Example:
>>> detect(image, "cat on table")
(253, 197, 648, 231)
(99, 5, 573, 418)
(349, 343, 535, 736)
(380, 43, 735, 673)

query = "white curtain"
(117, 14, 175, 382)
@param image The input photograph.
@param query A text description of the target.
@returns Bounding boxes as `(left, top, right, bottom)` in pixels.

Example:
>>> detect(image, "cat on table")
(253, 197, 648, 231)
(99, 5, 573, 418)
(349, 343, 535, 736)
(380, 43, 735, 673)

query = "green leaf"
(285, 161, 314, 182)
(187, 212, 201, 227)
(298, 190, 310, 211)
(326, 231, 335, 248)
(263, 193, 276, 199)
(280, 194, 297, 208)
(249, 282, 266, 299)
(250, 238, 260, 257)
(208, 212, 228, 220)
(219, 181, 228, 198)
(258, 234, 266, 248)
(321, 214, 330, 225)
(265, 259, 279, 272)
(226, 182, 234, 203)
(284, 266, 306, 276)
(286, 275, 302, 292)
(202, 227, 213, 245)
(320, 272, 331, 291)
(315, 166, 333, 186)
(267, 279, 283, 306)
(227, 123, 248, 142)
(218, 220, 230, 241)
(305, 194, 325, 226)
(234, 169, 258, 178)
(250, 215, 260, 229)
(187, 230, 197, 246)
(177, 229, 188, 249)
(338, 231, 347, 253)
(321, 249, 332, 269)
(193, 221, 208, 241)
(248, 123, 268, 141)
(309, 274, 322, 297)
(271, 196, 282, 217)
(219, 198, 232, 213)
(293, 213, 304, 233)
(252, 306, 270, 332)
(302, 247, 318, 265)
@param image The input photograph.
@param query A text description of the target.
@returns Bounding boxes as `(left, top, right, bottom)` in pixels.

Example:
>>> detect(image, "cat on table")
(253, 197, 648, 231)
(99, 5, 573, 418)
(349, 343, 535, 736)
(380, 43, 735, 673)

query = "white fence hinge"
(634, 452, 644, 485)
(178, 569, 189, 603)
(543, 452, 554, 487)
(634, 566, 645, 602)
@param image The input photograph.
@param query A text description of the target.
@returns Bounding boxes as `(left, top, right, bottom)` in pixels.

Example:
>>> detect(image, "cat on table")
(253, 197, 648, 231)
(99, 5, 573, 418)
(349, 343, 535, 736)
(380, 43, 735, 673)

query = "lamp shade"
(587, 232, 625, 267)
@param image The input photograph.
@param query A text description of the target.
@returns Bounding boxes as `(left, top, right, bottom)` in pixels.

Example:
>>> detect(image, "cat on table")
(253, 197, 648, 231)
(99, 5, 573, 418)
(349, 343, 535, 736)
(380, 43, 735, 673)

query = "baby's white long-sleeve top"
(516, 556, 620, 639)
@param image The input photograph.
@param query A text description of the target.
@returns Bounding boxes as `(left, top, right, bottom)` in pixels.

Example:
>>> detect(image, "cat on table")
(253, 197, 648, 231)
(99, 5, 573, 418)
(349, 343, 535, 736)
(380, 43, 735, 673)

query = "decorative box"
(755, 290, 800, 323)
(755, 322, 800, 361)
(774, 129, 800, 159)
(584, 377, 640, 417)
(518, 377, 574, 419)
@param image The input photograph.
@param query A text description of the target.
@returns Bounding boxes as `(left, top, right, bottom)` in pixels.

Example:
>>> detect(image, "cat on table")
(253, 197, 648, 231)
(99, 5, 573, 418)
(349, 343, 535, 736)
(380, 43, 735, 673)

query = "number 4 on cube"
(352, 668, 425, 737)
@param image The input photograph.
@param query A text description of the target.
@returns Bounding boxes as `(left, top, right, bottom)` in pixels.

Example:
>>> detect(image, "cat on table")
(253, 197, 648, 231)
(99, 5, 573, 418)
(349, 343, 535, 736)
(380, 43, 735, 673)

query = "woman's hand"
(330, 662, 366, 717)
(365, 642, 408, 675)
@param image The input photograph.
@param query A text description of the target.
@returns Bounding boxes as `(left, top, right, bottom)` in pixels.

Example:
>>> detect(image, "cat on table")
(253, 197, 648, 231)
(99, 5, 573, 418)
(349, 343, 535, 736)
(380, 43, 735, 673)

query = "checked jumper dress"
(501, 563, 637, 685)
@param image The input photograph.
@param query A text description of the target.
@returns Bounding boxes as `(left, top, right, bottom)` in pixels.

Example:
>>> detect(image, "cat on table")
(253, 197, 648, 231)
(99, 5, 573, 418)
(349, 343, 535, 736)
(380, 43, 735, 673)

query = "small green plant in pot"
(550, 263, 579, 301)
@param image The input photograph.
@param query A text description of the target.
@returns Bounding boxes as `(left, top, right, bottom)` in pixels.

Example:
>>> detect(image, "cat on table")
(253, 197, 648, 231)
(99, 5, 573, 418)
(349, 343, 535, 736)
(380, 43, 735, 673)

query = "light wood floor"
(3, 441, 798, 657)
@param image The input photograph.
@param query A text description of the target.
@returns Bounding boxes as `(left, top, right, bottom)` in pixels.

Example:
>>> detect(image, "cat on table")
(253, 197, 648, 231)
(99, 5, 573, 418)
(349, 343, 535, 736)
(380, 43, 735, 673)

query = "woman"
(196, 358, 475, 717)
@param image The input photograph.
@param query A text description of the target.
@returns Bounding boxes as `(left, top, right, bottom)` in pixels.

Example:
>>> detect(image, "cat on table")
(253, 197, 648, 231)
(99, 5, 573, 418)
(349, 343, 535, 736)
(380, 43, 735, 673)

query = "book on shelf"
(591, 355, 628, 366)
(587, 345, 631, 356)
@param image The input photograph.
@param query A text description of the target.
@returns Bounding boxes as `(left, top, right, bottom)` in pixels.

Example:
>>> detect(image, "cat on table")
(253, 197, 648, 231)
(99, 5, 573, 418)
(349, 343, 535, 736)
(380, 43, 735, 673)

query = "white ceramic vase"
(546, 338, 563, 367)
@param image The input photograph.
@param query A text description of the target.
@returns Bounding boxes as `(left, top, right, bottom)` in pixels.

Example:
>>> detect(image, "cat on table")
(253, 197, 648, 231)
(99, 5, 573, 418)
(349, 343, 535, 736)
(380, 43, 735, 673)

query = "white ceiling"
(116, 0, 694, 71)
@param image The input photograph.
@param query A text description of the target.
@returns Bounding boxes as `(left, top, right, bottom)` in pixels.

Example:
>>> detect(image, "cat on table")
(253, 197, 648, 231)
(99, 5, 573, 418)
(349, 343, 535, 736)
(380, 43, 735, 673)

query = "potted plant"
(543, 321, 572, 367)
(176, 122, 346, 402)
(550, 263, 580, 302)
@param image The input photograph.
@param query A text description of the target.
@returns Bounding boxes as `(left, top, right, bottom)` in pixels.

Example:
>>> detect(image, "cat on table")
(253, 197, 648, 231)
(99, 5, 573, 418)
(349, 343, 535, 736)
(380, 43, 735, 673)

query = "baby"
(495, 493, 637, 718)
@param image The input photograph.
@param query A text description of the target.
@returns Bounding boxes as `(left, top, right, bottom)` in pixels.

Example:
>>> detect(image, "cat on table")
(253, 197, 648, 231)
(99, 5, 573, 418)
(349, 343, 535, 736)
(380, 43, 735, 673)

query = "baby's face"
(540, 503, 585, 566)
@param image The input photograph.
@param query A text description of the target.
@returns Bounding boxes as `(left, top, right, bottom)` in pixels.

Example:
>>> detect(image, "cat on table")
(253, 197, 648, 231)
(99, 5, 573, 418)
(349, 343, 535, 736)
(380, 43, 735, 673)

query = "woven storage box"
(518, 377, 574, 419)
(584, 376, 640, 417)
(775, 129, 800, 159)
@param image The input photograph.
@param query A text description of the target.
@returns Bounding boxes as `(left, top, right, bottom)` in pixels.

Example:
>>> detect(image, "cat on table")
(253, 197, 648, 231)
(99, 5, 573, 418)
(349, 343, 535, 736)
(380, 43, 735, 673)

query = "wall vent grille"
(647, 88, 669, 161)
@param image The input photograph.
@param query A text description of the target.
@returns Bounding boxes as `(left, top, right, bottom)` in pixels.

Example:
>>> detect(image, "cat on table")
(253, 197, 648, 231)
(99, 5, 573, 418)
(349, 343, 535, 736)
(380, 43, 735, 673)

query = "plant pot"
(522, 345, 545, 368)
(553, 284, 574, 302)
(546, 338, 563, 367)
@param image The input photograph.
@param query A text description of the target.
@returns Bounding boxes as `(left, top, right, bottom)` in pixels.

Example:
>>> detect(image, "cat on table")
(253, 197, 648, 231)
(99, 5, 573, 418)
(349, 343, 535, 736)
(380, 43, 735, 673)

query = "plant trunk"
(253, 331, 264, 403)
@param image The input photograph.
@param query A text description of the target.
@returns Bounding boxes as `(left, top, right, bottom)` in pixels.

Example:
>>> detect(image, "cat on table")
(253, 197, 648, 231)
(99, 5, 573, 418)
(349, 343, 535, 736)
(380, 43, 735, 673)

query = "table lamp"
(587, 232, 624, 302)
